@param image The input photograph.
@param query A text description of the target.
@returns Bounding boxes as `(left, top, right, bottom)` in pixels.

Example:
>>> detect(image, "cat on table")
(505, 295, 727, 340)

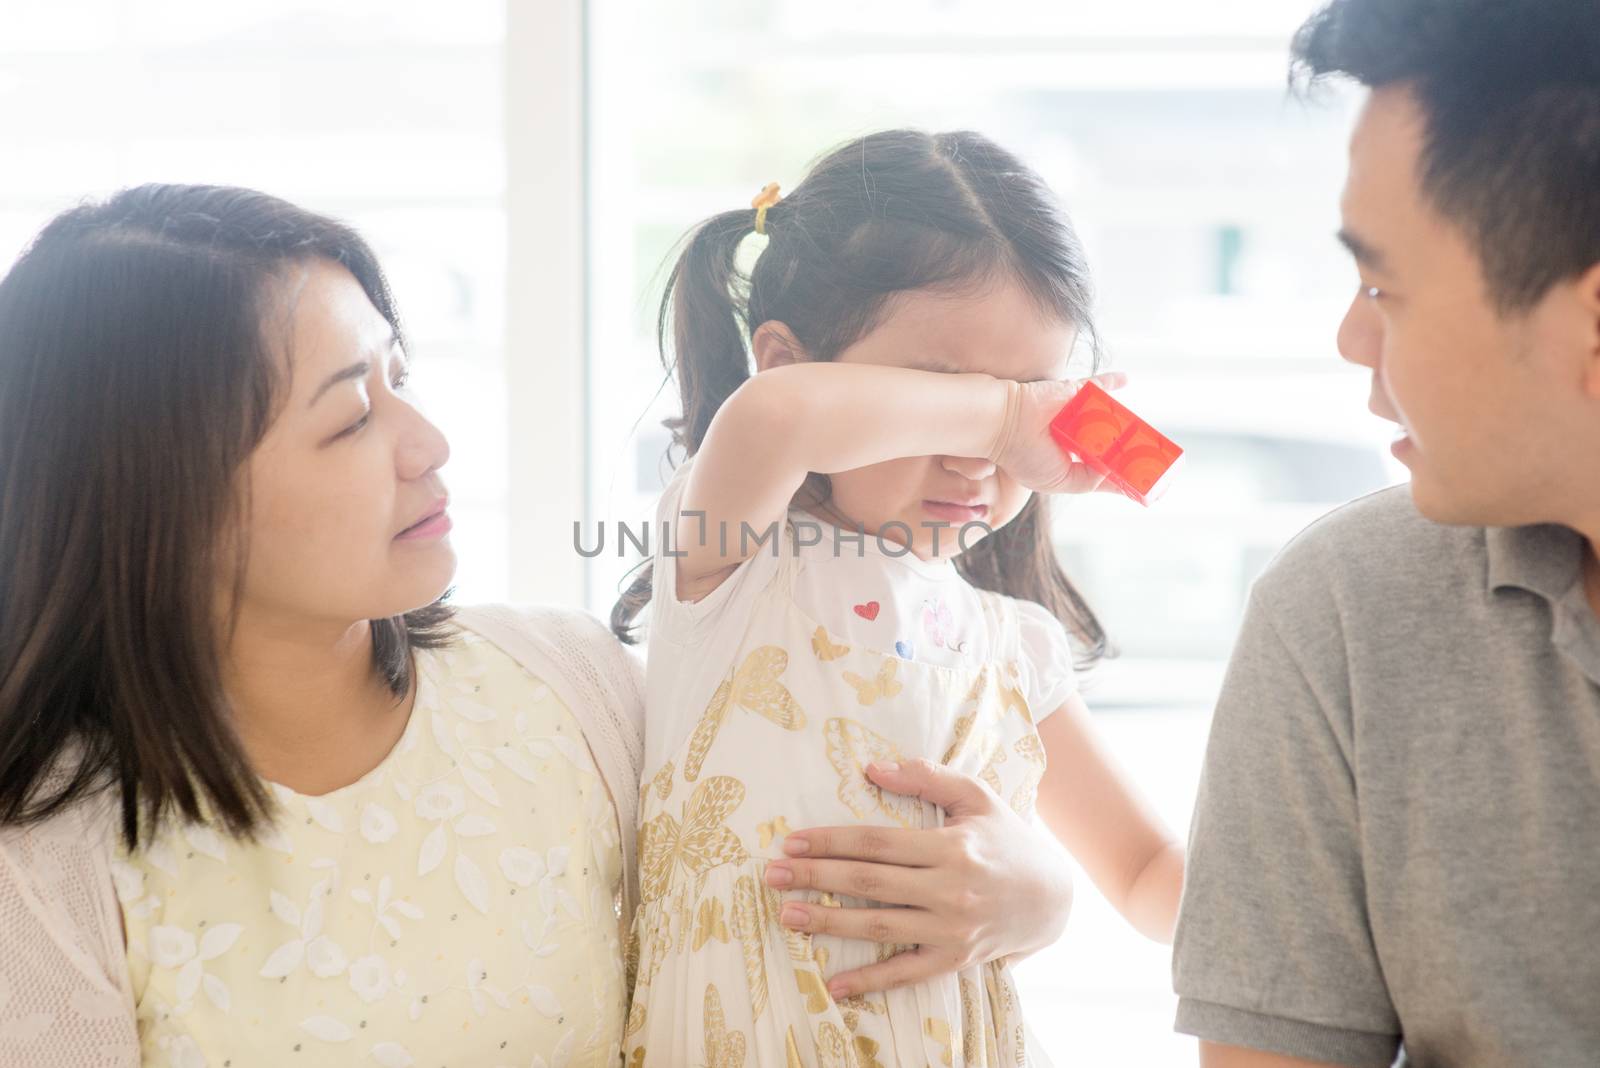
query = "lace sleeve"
(0, 796, 138, 1067)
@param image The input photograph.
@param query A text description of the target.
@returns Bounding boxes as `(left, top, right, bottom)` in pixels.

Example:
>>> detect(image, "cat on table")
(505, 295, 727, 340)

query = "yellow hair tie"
(751, 182, 781, 235)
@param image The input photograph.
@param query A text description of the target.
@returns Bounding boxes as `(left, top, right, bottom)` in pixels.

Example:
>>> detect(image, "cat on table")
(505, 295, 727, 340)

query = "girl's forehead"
(865, 283, 1076, 381)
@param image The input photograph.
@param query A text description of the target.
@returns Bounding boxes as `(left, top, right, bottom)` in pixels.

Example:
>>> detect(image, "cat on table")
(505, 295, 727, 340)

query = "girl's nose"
(940, 454, 996, 480)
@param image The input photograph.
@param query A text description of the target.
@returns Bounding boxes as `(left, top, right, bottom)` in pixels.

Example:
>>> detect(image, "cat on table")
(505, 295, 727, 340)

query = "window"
(0, 0, 513, 603)
(585, 3, 1402, 1059)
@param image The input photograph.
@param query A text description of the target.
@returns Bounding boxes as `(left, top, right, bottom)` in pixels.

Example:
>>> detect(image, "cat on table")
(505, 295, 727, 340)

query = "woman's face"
(236, 259, 455, 629)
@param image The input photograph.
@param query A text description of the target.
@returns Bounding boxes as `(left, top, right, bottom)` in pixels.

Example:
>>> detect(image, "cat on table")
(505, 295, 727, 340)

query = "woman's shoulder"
(448, 601, 643, 762)
(0, 793, 140, 1059)
(450, 602, 646, 924)
(0, 791, 119, 872)
(451, 603, 643, 692)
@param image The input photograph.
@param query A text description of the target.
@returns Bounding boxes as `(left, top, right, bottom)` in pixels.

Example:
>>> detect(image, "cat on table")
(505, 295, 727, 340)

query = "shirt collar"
(1484, 522, 1585, 602)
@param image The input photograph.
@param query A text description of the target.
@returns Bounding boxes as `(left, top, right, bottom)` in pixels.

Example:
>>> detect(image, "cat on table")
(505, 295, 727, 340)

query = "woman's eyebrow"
(308, 360, 371, 408)
(307, 330, 399, 408)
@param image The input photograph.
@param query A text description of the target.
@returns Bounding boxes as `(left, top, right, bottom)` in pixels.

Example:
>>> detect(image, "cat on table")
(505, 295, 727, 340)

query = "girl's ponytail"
(611, 208, 757, 644)
(659, 209, 759, 455)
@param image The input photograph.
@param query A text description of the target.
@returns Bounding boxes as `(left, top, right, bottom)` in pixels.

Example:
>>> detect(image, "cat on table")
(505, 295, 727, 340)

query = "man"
(1172, 1, 1600, 1066)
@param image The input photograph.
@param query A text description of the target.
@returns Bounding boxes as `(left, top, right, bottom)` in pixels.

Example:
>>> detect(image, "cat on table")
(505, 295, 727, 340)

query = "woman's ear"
(751, 321, 809, 373)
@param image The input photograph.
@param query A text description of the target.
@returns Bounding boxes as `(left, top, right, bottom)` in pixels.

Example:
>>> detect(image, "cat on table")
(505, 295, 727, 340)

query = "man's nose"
(1337, 291, 1381, 370)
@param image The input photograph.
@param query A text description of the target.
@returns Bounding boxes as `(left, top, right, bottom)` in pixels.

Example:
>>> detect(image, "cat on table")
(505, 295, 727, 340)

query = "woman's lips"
(395, 507, 452, 541)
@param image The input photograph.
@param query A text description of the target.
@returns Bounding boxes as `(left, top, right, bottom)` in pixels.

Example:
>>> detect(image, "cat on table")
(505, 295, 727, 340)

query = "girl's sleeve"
(1013, 599, 1080, 725)
(0, 803, 139, 1067)
(646, 456, 788, 645)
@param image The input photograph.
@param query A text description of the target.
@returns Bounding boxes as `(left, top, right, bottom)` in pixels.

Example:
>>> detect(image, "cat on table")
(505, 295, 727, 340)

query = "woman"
(0, 185, 1074, 1066)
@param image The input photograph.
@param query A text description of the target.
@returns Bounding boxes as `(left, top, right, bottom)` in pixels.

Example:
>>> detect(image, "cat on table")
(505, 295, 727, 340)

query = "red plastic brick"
(1049, 381, 1184, 505)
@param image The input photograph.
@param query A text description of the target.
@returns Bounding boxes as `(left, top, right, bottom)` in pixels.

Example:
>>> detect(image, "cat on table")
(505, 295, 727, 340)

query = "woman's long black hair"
(0, 184, 454, 847)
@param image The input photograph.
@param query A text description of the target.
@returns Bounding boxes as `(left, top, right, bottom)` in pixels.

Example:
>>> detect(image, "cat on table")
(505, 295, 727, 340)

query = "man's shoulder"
(1253, 485, 1487, 614)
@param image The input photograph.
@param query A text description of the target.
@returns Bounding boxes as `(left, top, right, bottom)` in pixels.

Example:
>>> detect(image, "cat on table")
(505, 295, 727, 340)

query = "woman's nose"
(940, 454, 996, 480)
(396, 405, 450, 481)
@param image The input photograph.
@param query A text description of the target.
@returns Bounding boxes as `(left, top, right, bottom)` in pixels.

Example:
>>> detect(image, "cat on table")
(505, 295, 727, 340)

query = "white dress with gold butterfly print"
(629, 495, 1070, 1066)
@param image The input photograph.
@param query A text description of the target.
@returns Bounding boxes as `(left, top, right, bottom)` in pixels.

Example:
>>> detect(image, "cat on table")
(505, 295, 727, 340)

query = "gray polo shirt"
(1172, 486, 1600, 1068)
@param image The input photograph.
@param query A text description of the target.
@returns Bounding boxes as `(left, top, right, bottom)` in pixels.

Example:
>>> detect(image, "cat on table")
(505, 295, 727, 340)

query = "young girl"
(611, 129, 1183, 1066)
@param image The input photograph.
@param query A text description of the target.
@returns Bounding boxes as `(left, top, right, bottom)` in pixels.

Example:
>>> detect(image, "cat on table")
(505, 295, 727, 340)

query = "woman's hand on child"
(989, 372, 1128, 494)
(762, 759, 1075, 1000)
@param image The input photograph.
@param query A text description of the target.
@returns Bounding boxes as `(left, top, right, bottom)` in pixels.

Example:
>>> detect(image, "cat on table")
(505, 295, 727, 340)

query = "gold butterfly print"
(924, 1017, 955, 1067)
(811, 625, 850, 661)
(961, 666, 990, 705)
(851, 1036, 887, 1068)
(623, 926, 640, 993)
(959, 977, 985, 1064)
(842, 657, 902, 707)
(796, 967, 832, 1014)
(998, 660, 1034, 721)
(649, 760, 674, 801)
(837, 990, 887, 1036)
(625, 998, 646, 1039)
(731, 875, 770, 1020)
(703, 982, 747, 1068)
(824, 718, 920, 827)
(757, 814, 793, 849)
(685, 646, 807, 781)
(644, 901, 672, 985)
(815, 1022, 851, 1068)
(1014, 733, 1045, 765)
(785, 1027, 805, 1068)
(627, 1047, 645, 1068)
(639, 775, 749, 903)
(693, 896, 731, 951)
(1011, 733, 1047, 816)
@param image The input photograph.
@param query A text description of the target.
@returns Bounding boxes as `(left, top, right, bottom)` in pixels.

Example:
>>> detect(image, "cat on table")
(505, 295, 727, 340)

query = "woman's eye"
(391, 370, 410, 391)
(337, 412, 371, 439)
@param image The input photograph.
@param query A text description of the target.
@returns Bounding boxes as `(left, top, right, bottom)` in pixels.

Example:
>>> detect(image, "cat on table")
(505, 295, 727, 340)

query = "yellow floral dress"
(113, 627, 625, 1068)
(628, 512, 1052, 1066)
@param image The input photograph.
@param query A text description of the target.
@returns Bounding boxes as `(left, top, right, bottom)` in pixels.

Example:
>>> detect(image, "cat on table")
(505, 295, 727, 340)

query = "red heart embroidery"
(853, 601, 880, 621)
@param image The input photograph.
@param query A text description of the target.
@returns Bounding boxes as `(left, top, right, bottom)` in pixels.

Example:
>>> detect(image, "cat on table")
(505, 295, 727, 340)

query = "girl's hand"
(989, 372, 1128, 493)
(762, 760, 1075, 1000)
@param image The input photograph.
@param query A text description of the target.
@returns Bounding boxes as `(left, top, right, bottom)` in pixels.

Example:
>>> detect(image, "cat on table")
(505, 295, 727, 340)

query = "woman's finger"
(777, 899, 939, 947)
(764, 857, 925, 906)
(779, 822, 942, 867)
(863, 759, 999, 820)
(824, 944, 955, 1000)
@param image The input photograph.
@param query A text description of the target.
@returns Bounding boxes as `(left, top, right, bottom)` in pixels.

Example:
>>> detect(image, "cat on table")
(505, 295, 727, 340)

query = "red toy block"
(1049, 381, 1183, 505)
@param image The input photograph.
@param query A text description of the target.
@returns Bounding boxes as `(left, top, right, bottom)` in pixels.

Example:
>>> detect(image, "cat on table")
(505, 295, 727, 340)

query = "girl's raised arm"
(672, 362, 1011, 599)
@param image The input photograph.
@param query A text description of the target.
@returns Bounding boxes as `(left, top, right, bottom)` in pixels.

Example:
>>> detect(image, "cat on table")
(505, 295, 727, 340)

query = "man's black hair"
(1293, 0, 1600, 311)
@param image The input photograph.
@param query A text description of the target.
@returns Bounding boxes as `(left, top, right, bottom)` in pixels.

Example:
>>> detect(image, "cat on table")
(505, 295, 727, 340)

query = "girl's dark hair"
(612, 129, 1110, 667)
(0, 184, 455, 848)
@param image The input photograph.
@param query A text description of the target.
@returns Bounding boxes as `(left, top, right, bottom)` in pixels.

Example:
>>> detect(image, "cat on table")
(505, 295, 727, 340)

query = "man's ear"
(1576, 261, 1600, 401)
(751, 321, 809, 373)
